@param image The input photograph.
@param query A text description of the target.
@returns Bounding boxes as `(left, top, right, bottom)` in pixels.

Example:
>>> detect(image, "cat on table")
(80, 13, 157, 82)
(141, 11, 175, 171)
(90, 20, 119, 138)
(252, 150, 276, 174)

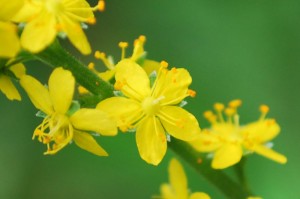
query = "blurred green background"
(1, 0, 300, 198)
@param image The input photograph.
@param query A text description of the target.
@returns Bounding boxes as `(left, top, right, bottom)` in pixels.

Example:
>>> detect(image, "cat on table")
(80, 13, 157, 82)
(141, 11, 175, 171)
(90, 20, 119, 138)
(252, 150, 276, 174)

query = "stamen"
(187, 89, 196, 97)
(88, 62, 95, 70)
(98, 0, 105, 11)
(225, 108, 235, 123)
(259, 104, 269, 120)
(214, 103, 225, 123)
(78, 86, 89, 95)
(229, 99, 242, 109)
(86, 17, 96, 24)
(160, 61, 169, 68)
(119, 42, 128, 59)
(203, 111, 217, 124)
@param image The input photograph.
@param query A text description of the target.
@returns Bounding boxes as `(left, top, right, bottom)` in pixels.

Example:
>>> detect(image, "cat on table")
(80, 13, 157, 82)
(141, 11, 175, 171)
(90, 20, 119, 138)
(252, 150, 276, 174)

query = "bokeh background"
(1, 0, 300, 198)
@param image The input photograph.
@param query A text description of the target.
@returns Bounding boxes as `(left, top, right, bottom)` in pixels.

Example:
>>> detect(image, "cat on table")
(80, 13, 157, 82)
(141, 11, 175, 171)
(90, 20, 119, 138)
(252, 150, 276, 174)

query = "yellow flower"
(156, 158, 210, 199)
(0, 0, 24, 57)
(0, 63, 26, 100)
(20, 67, 117, 155)
(97, 59, 200, 165)
(189, 100, 287, 169)
(14, 0, 104, 54)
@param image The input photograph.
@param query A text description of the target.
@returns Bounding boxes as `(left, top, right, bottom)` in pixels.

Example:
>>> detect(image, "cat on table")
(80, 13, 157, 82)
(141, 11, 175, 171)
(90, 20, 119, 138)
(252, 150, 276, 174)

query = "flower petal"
(20, 12, 56, 53)
(212, 144, 243, 169)
(10, 63, 26, 78)
(243, 119, 280, 143)
(160, 184, 175, 199)
(20, 75, 53, 114)
(49, 67, 75, 114)
(73, 130, 108, 156)
(189, 130, 221, 152)
(70, 108, 117, 136)
(152, 67, 192, 105)
(142, 59, 161, 75)
(64, 0, 95, 19)
(159, 106, 200, 141)
(0, 0, 24, 20)
(115, 59, 151, 101)
(136, 116, 167, 165)
(252, 144, 287, 164)
(190, 192, 211, 199)
(0, 74, 21, 100)
(96, 97, 143, 132)
(59, 15, 91, 55)
(169, 158, 188, 199)
(0, 22, 20, 58)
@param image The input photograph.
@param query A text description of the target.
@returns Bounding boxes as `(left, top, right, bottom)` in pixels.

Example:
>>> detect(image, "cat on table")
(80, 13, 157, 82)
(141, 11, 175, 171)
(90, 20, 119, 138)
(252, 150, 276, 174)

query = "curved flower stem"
(234, 157, 251, 194)
(34, 40, 114, 99)
(169, 138, 253, 199)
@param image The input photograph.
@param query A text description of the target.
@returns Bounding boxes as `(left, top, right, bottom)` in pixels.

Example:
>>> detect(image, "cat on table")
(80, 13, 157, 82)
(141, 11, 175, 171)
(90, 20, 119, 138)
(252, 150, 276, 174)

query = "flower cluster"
(189, 100, 287, 169)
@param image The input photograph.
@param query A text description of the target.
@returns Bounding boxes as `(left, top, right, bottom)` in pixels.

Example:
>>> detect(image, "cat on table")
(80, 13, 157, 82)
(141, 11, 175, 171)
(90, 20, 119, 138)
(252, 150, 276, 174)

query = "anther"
(229, 99, 242, 108)
(225, 108, 235, 116)
(98, 0, 105, 11)
(78, 86, 89, 95)
(160, 61, 169, 68)
(86, 17, 96, 24)
(95, 51, 105, 59)
(214, 103, 225, 112)
(118, 42, 128, 48)
(260, 104, 269, 114)
(88, 62, 95, 70)
(187, 89, 196, 97)
(138, 35, 146, 43)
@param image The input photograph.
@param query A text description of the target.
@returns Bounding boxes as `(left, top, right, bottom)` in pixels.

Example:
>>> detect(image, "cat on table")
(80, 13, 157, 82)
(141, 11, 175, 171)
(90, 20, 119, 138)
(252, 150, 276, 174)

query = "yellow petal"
(243, 119, 280, 143)
(212, 144, 243, 169)
(0, 0, 24, 20)
(64, 0, 95, 19)
(99, 70, 116, 81)
(20, 75, 53, 114)
(189, 130, 221, 152)
(252, 144, 287, 164)
(0, 22, 20, 58)
(0, 74, 21, 100)
(73, 130, 108, 156)
(20, 11, 56, 53)
(142, 59, 161, 75)
(12, 0, 42, 22)
(159, 106, 200, 141)
(169, 158, 188, 199)
(189, 192, 211, 199)
(160, 184, 175, 199)
(160, 184, 176, 199)
(115, 59, 151, 101)
(96, 97, 143, 131)
(49, 67, 74, 114)
(10, 63, 26, 78)
(59, 15, 91, 55)
(152, 67, 192, 106)
(70, 108, 117, 136)
(136, 117, 167, 165)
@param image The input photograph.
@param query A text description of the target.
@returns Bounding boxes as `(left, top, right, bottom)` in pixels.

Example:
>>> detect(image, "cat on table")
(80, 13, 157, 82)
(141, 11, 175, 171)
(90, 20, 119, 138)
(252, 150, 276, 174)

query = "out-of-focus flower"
(97, 59, 200, 165)
(0, 0, 24, 57)
(20, 67, 117, 155)
(189, 100, 287, 169)
(155, 158, 210, 199)
(14, 0, 105, 54)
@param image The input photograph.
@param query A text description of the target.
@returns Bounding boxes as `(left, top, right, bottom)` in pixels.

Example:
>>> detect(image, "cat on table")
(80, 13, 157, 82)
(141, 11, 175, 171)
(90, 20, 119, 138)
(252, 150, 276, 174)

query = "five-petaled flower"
(13, 0, 105, 54)
(156, 158, 210, 199)
(20, 67, 117, 155)
(189, 99, 287, 169)
(97, 59, 200, 165)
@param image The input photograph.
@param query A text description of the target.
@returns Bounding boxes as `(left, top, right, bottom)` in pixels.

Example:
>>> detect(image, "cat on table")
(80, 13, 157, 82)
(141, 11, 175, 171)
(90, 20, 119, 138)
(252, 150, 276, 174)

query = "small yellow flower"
(156, 158, 210, 199)
(14, 0, 104, 54)
(0, 0, 24, 57)
(189, 100, 287, 169)
(97, 59, 200, 165)
(0, 63, 26, 100)
(20, 67, 117, 155)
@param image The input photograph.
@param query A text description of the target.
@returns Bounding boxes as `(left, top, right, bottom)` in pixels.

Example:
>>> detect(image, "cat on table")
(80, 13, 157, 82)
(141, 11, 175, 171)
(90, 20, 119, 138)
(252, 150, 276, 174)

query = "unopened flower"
(14, 0, 105, 54)
(156, 158, 210, 199)
(189, 100, 287, 169)
(97, 59, 200, 165)
(20, 67, 117, 155)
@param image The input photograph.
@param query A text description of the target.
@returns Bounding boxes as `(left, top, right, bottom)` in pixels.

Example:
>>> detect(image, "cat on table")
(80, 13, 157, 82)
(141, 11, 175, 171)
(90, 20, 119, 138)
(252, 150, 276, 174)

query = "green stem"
(169, 138, 253, 199)
(234, 157, 250, 194)
(34, 41, 114, 99)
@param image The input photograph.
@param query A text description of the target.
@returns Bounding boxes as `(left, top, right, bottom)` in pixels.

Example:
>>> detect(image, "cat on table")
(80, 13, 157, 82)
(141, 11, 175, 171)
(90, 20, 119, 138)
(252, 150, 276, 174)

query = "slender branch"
(234, 157, 251, 194)
(169, 138, 253, 199)
(34, 40, 114, 99)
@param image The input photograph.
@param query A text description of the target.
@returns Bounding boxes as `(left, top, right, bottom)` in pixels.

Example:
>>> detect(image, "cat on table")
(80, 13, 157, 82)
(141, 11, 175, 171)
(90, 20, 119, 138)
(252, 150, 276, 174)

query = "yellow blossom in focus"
(97, 59, 200, 165)
(14, 0, 104, 54)
(0, 0, 24, 57)
(20, 67, 117, 155)
(0, 63, 26, 100)
(155, 158, 210, 199)
(189, 100, 287, 169)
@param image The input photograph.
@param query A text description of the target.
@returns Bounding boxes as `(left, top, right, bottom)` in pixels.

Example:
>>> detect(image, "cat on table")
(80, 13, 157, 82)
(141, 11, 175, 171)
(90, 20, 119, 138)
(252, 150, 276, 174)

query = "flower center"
(141, 96, 162, 116)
